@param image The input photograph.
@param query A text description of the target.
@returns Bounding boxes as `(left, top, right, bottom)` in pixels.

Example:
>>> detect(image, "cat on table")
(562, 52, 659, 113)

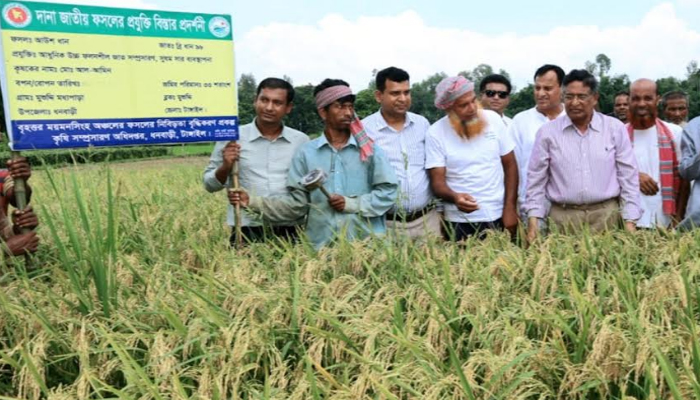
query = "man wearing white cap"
(425, 76, 519, 241)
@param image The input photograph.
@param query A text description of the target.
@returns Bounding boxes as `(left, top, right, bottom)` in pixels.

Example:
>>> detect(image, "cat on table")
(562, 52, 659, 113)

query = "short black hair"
(614, 91, 630, 100)
(257, 77, 295, 103)
(562, 69, 599, 93)
(534, 64, 565, 86)
(313, 78, 355, 110)
(479, 74, 512, 93)
(375, 67, 410, 92)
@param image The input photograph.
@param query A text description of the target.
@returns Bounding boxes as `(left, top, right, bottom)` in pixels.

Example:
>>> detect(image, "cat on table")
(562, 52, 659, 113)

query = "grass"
(0, 158, 699, 398)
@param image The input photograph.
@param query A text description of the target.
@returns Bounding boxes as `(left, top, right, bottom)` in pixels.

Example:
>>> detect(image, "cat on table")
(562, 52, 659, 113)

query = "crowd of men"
(208, 64, 699, 250)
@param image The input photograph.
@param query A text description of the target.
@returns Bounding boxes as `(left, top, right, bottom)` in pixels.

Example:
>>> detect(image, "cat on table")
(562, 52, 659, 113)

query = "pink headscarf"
(434, 76, 475, 110)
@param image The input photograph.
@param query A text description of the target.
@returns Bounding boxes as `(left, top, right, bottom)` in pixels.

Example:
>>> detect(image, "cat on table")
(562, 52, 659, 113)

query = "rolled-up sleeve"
(202, 141, 228, 192)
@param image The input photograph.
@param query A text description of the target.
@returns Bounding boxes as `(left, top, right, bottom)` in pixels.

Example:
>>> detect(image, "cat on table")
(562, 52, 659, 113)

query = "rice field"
(1, 157, 700, 399)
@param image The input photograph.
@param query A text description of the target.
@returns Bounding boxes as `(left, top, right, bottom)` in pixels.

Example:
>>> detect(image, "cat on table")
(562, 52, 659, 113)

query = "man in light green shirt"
(203, 77, 309, 245)
(229, 79, 398, 249)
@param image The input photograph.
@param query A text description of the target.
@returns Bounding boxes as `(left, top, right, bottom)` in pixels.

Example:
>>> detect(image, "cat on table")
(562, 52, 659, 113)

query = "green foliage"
(286, 84, 324, 136)
(2, 160, 700, 398)
(237, 73, 257, 125)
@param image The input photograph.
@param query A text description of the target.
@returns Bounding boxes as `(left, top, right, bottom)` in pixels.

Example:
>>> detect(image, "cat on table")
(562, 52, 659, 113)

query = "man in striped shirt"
(362, 67, 439, 239)
(525, 69, 642, 242)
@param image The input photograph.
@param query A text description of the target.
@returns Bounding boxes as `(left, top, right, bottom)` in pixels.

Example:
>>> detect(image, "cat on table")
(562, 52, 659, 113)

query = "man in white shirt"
(479, 74, 512, 126)
(426, 76, 518, 241)
(362, 67, 439, 239)
(507, 64, 566, 221)
(627, 79, 689, 228)
(203, 77, 309, 245)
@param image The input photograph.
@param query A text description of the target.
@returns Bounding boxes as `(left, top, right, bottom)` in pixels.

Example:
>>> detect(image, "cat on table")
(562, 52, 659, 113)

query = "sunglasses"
(484, 90, 509, 99)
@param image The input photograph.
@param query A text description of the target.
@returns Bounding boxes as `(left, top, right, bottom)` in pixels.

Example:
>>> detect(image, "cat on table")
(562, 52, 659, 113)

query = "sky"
(28, 0, 700, 91)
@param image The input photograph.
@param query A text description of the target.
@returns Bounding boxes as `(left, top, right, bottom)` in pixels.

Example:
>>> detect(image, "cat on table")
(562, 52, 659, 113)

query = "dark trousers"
(443, 219, 503, 242)
(230, 225, 299, 247)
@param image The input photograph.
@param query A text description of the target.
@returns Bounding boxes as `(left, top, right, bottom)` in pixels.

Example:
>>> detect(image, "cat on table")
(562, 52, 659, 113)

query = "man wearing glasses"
(479, 74, 512, 126)
(525, 69, 641, 242)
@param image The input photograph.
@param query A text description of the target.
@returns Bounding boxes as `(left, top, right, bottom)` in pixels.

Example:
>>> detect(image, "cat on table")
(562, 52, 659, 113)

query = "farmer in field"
(661, 91, 690, 128)
(229, 79, 398, 249)
(0, 156, 39, 257)
(479, 74, 513, 126)
(525, 69, 642, 242)
(626, 79, 689, 229)
(507, 65, 566, 224)
(203, 78, 309, 245)
(361, 67, 440, 239)
(425, 76, 519, 241)
(677, 116, 700, 230)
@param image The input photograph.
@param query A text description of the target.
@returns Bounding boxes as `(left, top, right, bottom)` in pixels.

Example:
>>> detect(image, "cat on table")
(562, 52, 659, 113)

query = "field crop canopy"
(0, 0, 239, 150)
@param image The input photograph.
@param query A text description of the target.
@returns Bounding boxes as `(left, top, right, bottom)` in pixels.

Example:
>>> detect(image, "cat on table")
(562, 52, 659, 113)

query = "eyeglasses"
(484, 90, 509, 99)
(564, 93, 592, 102)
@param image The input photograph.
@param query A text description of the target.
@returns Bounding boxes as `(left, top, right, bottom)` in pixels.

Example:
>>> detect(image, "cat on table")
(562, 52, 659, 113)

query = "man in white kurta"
(627, 79, 689, 228)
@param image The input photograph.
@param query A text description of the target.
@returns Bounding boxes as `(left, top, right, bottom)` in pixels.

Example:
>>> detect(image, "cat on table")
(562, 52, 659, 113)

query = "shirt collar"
(249, 118, 290, 143)
(561, 111, 603, 133)
(315, 132, 358, 149)
(374, 110, 414, 132)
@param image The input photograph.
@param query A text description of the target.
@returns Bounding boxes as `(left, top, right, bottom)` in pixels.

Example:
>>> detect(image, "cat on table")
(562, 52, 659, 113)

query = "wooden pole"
(10, 151, 33, 269)
(230, 152, 242, 248)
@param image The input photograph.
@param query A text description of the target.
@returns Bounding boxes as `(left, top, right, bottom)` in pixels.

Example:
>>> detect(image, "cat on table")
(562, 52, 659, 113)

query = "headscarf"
(315, 85, 374, 161)
(434, 76, 475, 110)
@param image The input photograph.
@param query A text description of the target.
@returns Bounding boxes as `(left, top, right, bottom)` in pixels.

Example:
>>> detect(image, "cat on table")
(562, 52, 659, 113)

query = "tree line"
(238, 54, 700, 135)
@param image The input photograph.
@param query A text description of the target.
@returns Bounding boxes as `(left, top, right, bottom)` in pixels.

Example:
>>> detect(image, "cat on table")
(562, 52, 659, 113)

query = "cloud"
(236, 2, 700, 91)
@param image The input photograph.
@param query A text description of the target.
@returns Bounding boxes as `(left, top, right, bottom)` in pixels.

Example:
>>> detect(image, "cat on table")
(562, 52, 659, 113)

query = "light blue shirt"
(677, 117, 700, 230)
(362, 110, 433, 213)
(202, 120, 309, 227)
(248, 133, 398, 248)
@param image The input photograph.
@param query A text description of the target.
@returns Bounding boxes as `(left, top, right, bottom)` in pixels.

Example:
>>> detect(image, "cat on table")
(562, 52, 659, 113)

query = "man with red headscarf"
(627, 78, 689, 228)
(426, 76, 519, 241)
(229, 78, 397, 249)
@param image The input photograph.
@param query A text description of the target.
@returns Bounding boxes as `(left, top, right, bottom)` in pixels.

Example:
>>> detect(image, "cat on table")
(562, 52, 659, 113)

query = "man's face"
(664, 98, 689, 125)
(480, 82, 510, 115)
(534, 70, 562, 113)
(450, 90, 479, 122)
(629, 85, 658, 120)
(375, 79, 411, 118)
(254, 88, 292, 125)
(563, 81, 598, 123)
(613, 95, 630, 121)
(321, 100, 355, 131)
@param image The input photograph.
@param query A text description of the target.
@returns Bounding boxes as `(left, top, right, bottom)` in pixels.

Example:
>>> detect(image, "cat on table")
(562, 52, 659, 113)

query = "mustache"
(629, 107, 658, 130)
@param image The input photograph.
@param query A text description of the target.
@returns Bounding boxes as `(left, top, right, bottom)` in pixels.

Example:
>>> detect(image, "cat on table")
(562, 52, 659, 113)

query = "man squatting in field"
(229, 79, 398, 249)
(203, 78, 309, 245)
(0, 156, 39, 257)
(361, 67, 440, 239)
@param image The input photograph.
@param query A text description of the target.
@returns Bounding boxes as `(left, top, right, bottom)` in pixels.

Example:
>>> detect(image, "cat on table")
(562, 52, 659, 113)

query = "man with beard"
(627, 79, 689, 229)
(425, 76, 518, 241)
(525, 69, 641, 241)
(612, 91, 630, 123)
(661, 91, 690, 128)
(362, 67, 439, 239)
(507, 65, 566, 223)
(228, 79, 398, 249)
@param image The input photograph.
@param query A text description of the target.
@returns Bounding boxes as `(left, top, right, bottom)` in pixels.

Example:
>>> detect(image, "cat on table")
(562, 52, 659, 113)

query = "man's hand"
(527, 217, 539, 244)
(328, 194, 345, 212)
(639, 173, 659, 196)
(12, 205, 38, 233)
(624, 220, 637, 233)
(221, 141, 241, 168)
(6, 157, 31, 181)
(228, 188, 249, 207)
(502, 206, 519, 235)
(454, 193, 479, 213)
(4, 231, 39, 256)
